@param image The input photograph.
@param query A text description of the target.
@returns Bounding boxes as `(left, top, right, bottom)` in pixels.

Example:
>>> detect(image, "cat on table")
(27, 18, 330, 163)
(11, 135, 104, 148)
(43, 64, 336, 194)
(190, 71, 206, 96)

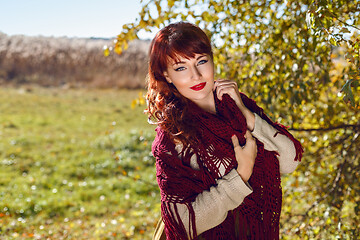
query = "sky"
(0, 0, 156, 40)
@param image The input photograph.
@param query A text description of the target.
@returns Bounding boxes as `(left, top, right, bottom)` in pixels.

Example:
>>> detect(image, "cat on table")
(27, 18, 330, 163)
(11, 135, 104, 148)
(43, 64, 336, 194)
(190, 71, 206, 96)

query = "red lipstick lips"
(190, 82, 206, 91)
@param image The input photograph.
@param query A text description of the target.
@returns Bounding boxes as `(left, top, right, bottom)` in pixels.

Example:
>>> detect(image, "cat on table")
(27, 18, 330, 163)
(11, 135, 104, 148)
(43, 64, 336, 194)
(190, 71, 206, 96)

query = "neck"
(192, 91, 217, 114)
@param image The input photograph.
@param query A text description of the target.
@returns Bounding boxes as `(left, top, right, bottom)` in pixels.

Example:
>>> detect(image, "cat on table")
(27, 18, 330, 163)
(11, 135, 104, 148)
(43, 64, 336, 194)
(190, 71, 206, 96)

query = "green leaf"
(340, 79, 356, 106)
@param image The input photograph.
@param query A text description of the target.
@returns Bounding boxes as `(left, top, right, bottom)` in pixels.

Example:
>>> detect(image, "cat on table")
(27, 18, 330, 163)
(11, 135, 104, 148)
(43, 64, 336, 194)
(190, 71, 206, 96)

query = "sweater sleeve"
(173, 168, 253, 237)
(251, 113, 299, 174)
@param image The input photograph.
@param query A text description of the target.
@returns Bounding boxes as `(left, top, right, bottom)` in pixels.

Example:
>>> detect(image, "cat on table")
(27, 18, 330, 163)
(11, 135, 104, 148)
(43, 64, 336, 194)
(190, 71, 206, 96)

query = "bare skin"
(231, 131, 257, 182)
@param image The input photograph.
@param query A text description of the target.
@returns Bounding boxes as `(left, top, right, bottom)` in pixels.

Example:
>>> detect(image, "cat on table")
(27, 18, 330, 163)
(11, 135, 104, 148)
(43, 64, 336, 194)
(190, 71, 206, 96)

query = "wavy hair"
(145, 22, 213, 147)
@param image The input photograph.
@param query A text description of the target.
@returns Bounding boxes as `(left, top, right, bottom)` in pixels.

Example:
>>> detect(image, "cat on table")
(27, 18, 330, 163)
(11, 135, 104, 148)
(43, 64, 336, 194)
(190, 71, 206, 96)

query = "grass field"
(0, 87, 158, 239)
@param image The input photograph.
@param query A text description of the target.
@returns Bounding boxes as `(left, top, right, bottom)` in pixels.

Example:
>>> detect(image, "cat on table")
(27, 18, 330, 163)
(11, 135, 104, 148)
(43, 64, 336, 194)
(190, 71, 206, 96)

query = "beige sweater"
(171, 113, 299, 237)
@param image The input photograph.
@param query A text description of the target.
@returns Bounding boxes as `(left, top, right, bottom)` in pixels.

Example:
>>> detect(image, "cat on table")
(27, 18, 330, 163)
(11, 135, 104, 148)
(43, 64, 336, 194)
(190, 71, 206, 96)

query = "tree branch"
(328, 11, 360, 31)
(289, 124, 360, 132)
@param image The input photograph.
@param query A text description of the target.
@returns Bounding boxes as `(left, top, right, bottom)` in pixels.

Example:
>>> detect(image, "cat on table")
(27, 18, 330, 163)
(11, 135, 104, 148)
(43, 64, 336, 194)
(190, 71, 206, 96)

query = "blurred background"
(0, 0, 359, 239)
(0, 0, 155, 88)
(1, 1, 160, 239)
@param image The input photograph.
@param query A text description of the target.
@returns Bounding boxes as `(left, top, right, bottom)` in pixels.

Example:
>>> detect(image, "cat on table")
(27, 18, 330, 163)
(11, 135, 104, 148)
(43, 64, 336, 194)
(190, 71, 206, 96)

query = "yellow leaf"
(103, 47, 110, 57)
(123, 41, 128, 51)
(114, 47, 122, 55)
(168, 0, 175, 8)
(140, 99, 145, 105)
(131, 100, 137, 109)
(139, 19, 147, 28)
(330, 37, 337, 46)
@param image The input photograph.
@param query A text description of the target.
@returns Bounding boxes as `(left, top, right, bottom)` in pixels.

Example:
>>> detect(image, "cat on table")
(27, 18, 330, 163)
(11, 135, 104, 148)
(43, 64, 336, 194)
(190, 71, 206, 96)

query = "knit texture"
(152, 92, 303, 239)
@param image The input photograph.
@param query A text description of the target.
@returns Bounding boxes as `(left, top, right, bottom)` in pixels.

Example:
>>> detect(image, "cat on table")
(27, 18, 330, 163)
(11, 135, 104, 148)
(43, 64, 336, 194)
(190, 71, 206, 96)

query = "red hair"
(145, 22, 213, 147)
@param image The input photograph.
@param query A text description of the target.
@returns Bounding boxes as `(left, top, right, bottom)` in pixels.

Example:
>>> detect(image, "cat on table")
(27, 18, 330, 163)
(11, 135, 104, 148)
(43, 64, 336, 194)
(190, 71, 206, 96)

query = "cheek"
(169, 72, 192, 87)
(166, 77, 187, 94)
(174, 80, 192, 93)
(201, 64, 214, 78)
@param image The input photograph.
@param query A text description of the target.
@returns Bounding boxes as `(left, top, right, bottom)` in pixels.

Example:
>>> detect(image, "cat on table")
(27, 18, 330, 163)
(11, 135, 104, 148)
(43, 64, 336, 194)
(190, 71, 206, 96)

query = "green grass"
(0, 87, 159, 239)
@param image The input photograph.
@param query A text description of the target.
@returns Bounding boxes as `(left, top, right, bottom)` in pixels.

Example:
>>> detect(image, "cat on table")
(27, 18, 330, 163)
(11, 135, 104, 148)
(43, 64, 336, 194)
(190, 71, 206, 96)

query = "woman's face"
(163, 53, 215, 105)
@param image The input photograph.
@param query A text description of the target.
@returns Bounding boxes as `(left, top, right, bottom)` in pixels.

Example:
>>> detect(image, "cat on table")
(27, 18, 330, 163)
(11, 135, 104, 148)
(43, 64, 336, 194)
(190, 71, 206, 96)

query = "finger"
(217, 86, 237, 101)
(217, 87, 228, 100)
(215, 79, 237, 85)
(216, 84, 224, 100)
(216, 82, 241, 102)
(217, 86, 238, 97)
(216, 83, 237, 91)
(231, 134, 241, 149)
(216, 79, 235, 84)
(245, 130, 255, 141)
(215, 79, 236, 92)
(215, 78, 226, 82)
(215, 83, 237, 92)
(213, 80, 219, 91)
(216, 81, 237, 91)
(214, 79, 226, 86)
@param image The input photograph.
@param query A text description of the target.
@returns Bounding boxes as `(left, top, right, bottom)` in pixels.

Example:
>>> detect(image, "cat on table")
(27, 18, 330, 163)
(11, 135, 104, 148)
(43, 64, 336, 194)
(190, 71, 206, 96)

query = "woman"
(146, 22, 303, 240)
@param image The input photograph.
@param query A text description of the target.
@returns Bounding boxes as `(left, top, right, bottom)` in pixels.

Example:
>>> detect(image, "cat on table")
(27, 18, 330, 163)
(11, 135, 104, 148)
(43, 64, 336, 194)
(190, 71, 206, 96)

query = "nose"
(191, 65, 202, 80)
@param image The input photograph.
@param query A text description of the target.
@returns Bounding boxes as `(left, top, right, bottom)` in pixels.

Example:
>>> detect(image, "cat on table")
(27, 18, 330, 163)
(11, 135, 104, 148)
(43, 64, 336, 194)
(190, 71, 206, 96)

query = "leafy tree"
(109, 0, 360, 238)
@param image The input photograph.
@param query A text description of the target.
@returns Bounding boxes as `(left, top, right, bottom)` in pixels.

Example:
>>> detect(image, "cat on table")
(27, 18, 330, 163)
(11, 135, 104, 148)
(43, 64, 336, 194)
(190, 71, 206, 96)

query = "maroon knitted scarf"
(152, 92, 303, 240)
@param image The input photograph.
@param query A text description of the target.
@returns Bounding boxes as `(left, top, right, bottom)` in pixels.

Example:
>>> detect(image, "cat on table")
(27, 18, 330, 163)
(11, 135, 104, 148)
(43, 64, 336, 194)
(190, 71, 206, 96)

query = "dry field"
(0, 32, 150, 89)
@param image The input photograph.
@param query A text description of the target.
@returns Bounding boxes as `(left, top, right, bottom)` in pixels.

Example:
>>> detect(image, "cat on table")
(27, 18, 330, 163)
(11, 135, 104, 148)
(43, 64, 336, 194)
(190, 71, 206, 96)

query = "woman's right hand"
(231, 130, 257, 182)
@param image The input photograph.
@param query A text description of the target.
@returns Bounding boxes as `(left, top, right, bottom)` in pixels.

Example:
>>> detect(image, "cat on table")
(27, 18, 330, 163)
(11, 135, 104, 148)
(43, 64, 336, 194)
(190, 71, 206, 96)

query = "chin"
(192, 89, 214, 100)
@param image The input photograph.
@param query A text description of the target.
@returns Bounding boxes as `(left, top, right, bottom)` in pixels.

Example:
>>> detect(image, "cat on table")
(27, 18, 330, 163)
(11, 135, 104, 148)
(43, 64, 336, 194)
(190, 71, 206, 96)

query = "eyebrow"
(172, 54, 207, 66)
